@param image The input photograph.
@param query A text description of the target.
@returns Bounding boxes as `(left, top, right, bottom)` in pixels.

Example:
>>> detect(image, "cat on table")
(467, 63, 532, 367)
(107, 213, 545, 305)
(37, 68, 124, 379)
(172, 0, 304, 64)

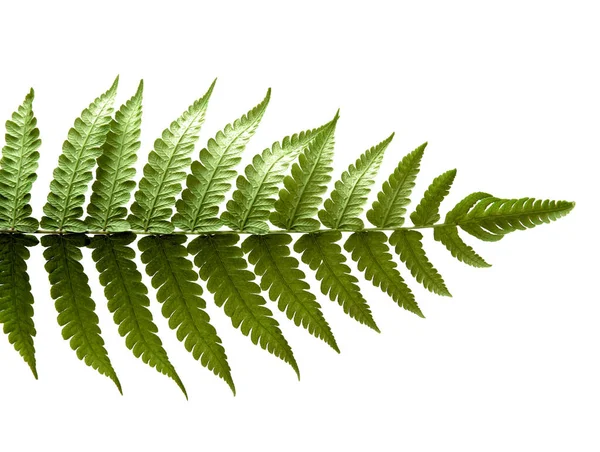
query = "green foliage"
(0, 90, 41, 232)
(367, 143, 426, 228)
(0, 78, 575, 396)
(242, 234, 339, 351)
(410, 169, 456, 227)
(173, 90, 270, 232)
(319, 134, 393, 229)
(129, 80, 215, 233)
(42, 234, 121, 392)
(221, 124, 324, 233)
(453, 195, 575, 241)
(189, 234, 299, 377)
(41, 78, 118, 231)
(0, 234, 38, 377)
(433, 225, 491, 268)
(295, 231, 379, 331)
(389, 230, 451, 296)
(345, 231, 423, 317)
(270, 112, 339, 231)
(89, 233, 187, 396)
(86, 82, 143, 232)
(139, 234, 234, 393)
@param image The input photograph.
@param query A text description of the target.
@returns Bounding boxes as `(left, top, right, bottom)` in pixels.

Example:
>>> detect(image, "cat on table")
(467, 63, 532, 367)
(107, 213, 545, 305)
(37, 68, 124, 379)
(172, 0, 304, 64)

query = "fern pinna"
(0, 79, 574, 397)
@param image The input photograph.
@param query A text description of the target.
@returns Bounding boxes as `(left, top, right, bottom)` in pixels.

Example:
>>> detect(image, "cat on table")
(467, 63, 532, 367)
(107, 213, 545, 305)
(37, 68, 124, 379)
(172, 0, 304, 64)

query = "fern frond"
(138, 234, 234, 393)
(86, 81, 143, 232)
(0, 79, 576, 397)
(242, 234, 339, 352)
(452, 196, 575, 241)
(173, 90, 271, 232)
(319, 133, 393, 229)
(129, 80, 215, 233)
(367, 143, 426, 228)
(389, 230, 451, 296)
(221, 124, 325, 233)
(345, 231, 423, 317)
(41, 234, 121, 392)
(189, 234, 299, 377)
(41, 78, 118, 231)
(90, 233, 187, 397)
(0, 90, 41, 232)
(270, 112, 339, 231)
(295, 231, 379, 331)
(0, 234, 38, 377)
(433, 226, 491, 268)
(410, 169, 457, 226)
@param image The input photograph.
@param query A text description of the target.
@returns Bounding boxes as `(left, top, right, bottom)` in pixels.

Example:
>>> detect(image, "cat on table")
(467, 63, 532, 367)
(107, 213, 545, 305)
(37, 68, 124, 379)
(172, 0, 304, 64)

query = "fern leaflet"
(410, 169, 457, 227)
(41, 78, 118, 231)
(367, 142, 426, 228)
(86, 81, 143, 231)
(189, 234, 299, 377)
(242, 234, 339, 352)
(221, 124, 325, 233)
(139, 234, 234, 393)
(453, 196, 575, 241)
(90, 233, 187, 397)
(319, 133, 393, 229)
(433, 226, 491, 268)
(295, 231, 379, 331)
(345, 231, 423, 317)
(389, 229, 451, 296)
(0, 234, 38, 377)
(0, 90, 41, 232)
(173, 90, 271, 232)
(42, 234, 121, 392)
(270, 112, 339, 231)
(129, 80, 215, 233)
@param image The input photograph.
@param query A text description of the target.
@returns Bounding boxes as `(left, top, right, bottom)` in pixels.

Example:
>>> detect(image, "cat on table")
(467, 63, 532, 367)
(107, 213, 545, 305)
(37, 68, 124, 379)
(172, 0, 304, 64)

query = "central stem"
(0, 224, 438, 236)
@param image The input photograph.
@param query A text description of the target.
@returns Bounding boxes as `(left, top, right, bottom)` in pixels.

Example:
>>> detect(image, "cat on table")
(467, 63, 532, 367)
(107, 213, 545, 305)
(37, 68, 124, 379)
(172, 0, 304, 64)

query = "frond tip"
(451, 195, 575, 241)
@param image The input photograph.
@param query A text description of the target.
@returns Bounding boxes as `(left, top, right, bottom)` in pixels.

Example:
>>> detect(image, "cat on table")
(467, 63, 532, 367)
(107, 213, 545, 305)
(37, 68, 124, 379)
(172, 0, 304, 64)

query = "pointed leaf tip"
(136, 79, 144, 95)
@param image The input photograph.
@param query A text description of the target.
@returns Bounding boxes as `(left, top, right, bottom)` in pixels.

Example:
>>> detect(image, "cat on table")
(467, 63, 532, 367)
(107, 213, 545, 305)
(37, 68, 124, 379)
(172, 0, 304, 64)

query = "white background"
(0, 1, 598, 450)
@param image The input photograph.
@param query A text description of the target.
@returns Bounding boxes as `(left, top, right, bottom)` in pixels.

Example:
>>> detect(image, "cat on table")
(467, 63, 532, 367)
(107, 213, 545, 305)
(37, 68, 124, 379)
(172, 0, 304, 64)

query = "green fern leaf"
(42, 234, 121, 392)
(138, 234, 234, 393)
(86, 81, 143, 232)
(90, 233, 187, 397)
(345, 231, 423, 317)
(389, 229, 451, 296)
(242, 234, 339, 351)
(129, 80, 215, 233)
(270, 112, 339, 231)
(295, 231, 379, 331)
(221, 124, 325, 233)
(453, 196, 575, 241)
(0, 234, 38, 377)
(172, 90, 271, 232)
(433, 225, 490, 268)
(189, 234, 299, 377)
(319, 133, 393, 229)
(0, 90, 41, 232)
(41, 78, 118, 232)
(410, 169, 457, 227)
(367, 143, 426, 228)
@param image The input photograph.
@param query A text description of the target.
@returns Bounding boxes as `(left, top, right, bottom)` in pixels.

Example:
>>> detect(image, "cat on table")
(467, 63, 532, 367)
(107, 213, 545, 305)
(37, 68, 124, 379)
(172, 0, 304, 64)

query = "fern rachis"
(0, 78, 575, 396)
